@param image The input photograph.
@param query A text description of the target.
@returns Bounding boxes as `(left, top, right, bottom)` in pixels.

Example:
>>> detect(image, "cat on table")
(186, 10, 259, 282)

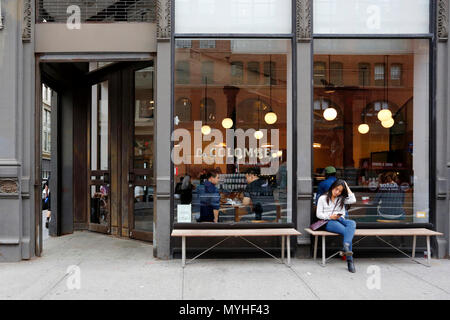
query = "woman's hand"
(344, 181, 353, 194)
(329, 214, 341, 220)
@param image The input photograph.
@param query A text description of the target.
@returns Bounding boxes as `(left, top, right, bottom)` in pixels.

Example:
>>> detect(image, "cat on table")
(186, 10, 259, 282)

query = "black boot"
(347, 259, 356, 273)
(45, 217, 50, 229)
(343, 243, 353, 257)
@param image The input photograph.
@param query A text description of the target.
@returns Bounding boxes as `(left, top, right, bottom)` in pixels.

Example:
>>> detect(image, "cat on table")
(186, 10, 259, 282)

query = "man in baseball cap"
(315, 166, 337, 205)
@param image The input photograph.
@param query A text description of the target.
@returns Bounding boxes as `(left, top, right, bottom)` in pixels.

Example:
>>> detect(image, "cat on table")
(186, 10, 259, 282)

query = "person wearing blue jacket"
(315, 166, 337, 205)
(197, 170, 221, 223)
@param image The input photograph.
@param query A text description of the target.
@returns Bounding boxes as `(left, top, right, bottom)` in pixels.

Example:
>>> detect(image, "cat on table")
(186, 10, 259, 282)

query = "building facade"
(0, 0, 449, 262)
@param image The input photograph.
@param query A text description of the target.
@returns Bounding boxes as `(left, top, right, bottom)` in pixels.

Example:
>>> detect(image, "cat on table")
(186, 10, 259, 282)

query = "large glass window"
(313, 0, 430, 34)
(313, 39, 429, 223)
(173, 39, 292, 224)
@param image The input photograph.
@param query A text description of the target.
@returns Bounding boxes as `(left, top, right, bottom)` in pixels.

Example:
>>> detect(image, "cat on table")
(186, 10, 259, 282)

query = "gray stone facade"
(0, 0, 448, 262)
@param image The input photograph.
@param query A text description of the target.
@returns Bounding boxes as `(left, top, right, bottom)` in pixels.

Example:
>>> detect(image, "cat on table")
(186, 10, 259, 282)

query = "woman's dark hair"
(326, 179, 349, 210)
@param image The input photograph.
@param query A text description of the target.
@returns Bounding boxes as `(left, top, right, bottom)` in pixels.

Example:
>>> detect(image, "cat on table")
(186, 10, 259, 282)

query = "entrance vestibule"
(37, 60, 155, 255)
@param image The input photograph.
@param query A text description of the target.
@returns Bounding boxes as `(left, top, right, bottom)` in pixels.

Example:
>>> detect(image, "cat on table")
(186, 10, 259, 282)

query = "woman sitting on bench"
(316, 180, 357, 273)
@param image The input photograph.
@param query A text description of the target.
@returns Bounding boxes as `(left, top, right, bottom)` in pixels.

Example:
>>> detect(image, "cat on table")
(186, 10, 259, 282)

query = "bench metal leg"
(313, 235, 318, 261)
(412, 235, 416, 258)
(281, 236, 285, 262)
(426, 236, 431, 265)
(322, 236, 326, 266)
(182, 236, 186, 268)
(286, 235, 291, 266)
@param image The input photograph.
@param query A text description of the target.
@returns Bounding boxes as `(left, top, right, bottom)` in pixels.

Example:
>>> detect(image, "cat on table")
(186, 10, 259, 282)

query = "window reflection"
(174, 39, 291, 224)
(313, 39, 430, 223)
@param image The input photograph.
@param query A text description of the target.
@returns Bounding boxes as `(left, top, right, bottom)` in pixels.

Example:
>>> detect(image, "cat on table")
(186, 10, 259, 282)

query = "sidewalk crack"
(287, 264, 320, 300)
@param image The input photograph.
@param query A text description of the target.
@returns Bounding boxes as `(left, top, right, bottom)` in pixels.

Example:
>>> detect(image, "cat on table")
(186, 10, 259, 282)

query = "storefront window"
(173, 39, 292, 224)
(313, 39, 429, 223)
(314, 0, 430, 34)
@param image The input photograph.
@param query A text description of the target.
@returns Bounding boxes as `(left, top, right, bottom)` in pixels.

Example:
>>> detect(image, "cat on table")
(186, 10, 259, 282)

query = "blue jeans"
(325, 217, 356, 260)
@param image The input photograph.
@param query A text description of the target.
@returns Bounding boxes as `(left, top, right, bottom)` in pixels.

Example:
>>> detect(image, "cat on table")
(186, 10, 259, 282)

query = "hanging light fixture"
(323, 106, 337, 121)
(377, 108, 392, 122)
(222, 118, 233, 129)
(254, 130, 264, 140)
(201, 125, 212, 135)
(358, 99, 370, 134)
(254, 96, 263, 140)
(320, 97, 337, 121)
(377, 55, 392, 123)
(381, 117, 394, 128)
(264, 112, 277, 125)
(358, 124, 370, 134)
(264, 55, 277, 125)
(201, 76, 211, 135)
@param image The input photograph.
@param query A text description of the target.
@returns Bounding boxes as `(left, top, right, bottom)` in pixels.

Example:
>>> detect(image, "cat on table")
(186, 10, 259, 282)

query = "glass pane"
(314, 0, 430, 34)
(90, 185, 109, 225)
(133, 66, 154, 233)
(134, 67, 154, 169)
(313, 39, 429, 223)
(91, 81, 109, 171)
(134, 186, 154, 232)
(174, 39, 292, 224)
(175, 0, 292, 34)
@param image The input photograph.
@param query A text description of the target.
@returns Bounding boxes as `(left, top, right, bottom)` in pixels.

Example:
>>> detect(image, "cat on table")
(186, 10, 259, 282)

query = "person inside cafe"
(180, 175, 194, 205)
(197, 170, 221, 223)
(316, 180, 357, 273)
(369, 171, 406, 220)
(242, 167, 275, 221)
(315, 166, 337, 206)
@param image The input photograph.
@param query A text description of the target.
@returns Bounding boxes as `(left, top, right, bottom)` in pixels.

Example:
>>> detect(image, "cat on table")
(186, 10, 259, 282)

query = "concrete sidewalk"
(0, 231, 449, 300)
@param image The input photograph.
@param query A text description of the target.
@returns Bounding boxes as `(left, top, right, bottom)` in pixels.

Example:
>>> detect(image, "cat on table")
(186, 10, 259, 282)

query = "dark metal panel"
(36, 0, 156, 23)
(60, 88, 75, 235)
(73, 86, 88, 228)
(429, 0, 438, 234)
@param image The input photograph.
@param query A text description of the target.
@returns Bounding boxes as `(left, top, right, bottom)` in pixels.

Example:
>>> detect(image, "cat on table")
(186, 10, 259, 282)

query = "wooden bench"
(305, 228, 443, 267)
(171, 228, 301, 267)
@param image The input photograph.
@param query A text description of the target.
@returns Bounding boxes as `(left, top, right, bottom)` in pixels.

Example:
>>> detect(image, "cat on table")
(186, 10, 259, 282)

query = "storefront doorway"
(37, 59, 155, 254)
(87, 61, 155, 242)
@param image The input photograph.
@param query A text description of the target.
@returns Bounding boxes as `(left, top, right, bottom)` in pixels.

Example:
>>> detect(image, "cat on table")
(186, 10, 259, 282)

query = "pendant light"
(323, 107, 337, 121)
(358, 96, 370, 134)
(264, 55, 277, 125)
(254, 96, 263, 140)
(321, 96, 337, 121)
(222, 117, 233, 129)
(322, 58, 337, 123)
(358, 123, 370, 134)
(377, 108, 392, 122)
(381, 117, 394, 128)
(377, 55, 394, 126)
(201, 76, 211, 135)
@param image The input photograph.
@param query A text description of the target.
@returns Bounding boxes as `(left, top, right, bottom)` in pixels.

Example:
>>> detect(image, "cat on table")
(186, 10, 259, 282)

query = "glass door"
(129, 64, 155, 241)
(88, 80, 111, 234)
